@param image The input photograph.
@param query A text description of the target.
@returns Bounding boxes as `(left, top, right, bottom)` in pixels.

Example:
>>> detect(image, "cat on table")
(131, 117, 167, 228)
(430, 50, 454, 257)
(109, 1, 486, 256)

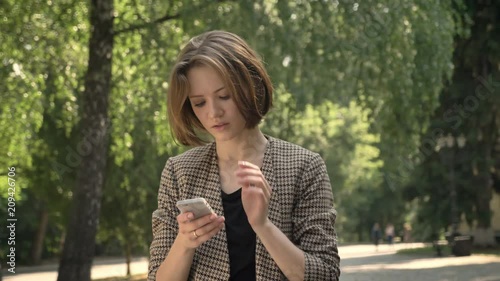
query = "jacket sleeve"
(148, 158, 180, 281)
(292, 153, 341, 280)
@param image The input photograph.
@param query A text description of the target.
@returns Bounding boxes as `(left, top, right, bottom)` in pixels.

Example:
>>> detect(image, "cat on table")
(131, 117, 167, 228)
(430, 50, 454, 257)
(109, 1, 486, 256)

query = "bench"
(432, 240, 448, 256)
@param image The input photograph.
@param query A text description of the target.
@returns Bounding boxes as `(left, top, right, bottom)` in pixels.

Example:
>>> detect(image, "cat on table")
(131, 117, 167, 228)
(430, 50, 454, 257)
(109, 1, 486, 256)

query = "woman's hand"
(236, 161, 272, 229)
(176, 212, 225, 249)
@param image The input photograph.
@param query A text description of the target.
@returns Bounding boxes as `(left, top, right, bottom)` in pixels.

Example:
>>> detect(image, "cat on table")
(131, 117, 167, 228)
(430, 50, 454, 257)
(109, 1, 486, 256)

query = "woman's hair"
(167, 30, 273, 146)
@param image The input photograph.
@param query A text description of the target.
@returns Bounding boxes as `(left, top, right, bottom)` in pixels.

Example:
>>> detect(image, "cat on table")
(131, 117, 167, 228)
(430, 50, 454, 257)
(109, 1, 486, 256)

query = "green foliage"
(0, 0, 89, 262)
(1, 0, 479, 262)
(405, 0, 500, 240)
(201, 1, 457, 176)
(263, 87, 384, 241)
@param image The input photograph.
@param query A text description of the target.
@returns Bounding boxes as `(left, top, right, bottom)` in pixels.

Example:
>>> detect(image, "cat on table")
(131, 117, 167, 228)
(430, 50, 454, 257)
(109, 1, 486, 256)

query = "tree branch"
(114, 13, 180, 35)
(114, 0, 234, 35)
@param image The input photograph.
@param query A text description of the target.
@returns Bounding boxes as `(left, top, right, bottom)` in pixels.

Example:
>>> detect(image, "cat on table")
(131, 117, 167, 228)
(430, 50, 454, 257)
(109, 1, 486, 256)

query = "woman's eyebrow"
(189, 86, 225, 98)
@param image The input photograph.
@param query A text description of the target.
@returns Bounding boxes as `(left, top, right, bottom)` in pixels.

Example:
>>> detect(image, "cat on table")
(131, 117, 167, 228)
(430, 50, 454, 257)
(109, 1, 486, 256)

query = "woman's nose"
(208, 101, 223, 118)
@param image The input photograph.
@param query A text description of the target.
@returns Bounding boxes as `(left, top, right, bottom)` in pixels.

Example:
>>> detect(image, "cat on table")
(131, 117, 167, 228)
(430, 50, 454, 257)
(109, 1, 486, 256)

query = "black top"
(221, 188, 256, 281)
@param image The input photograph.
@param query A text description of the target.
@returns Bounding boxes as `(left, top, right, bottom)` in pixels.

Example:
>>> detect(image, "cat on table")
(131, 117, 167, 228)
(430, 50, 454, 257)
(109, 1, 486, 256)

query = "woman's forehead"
(187, 66, 226, 97)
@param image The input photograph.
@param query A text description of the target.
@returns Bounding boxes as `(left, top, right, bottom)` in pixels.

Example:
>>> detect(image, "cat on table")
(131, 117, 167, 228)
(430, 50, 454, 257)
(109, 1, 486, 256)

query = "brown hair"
(167, 30, 273, 146)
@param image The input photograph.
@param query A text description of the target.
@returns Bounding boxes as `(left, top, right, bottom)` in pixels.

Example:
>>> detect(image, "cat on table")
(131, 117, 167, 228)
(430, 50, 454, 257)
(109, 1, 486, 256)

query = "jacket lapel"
(256, 137, 284, 280)
(189, 143, 230, 280)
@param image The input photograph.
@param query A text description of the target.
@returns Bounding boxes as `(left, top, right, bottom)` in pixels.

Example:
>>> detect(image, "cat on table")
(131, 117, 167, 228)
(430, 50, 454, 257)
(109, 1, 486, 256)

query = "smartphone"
(176, 197, 215, 219)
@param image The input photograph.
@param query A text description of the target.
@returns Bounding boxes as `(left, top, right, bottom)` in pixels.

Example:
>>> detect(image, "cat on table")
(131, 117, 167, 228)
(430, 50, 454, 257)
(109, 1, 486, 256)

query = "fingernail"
(187, 213, 193, 219)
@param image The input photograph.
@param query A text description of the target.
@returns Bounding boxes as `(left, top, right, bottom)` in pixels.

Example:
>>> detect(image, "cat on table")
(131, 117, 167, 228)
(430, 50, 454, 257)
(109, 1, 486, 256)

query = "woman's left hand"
(235, 161, 272, 229)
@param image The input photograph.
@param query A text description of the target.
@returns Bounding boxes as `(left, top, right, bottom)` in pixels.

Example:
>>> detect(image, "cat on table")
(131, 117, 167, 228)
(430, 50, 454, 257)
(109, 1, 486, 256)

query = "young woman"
(148, 30, 340, 281)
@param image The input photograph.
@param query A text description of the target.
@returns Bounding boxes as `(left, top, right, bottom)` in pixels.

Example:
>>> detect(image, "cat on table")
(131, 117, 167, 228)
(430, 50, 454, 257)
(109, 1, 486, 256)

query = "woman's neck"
(215, 128, 268, 165)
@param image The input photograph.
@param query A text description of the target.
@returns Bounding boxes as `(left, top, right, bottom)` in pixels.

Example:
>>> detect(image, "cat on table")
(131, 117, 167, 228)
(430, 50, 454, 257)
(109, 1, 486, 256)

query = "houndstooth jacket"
(148, 136, 340, 280)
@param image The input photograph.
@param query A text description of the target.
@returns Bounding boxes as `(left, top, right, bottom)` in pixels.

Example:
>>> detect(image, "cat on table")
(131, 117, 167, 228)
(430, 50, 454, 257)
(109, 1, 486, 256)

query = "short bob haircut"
(167, 30, 273, 146)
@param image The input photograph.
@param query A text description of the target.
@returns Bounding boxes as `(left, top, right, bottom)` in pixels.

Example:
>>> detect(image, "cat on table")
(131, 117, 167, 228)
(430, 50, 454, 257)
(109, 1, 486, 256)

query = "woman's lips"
(212, 123, 228, 130)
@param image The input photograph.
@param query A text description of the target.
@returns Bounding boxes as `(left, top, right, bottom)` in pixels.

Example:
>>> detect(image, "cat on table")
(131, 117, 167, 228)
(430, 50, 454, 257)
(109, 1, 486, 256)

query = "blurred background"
(0, 0, 499, 280)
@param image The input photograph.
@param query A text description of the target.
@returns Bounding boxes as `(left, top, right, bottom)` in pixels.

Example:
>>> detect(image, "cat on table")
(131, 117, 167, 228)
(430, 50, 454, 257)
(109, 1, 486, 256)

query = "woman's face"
(187, 65, 247, 143)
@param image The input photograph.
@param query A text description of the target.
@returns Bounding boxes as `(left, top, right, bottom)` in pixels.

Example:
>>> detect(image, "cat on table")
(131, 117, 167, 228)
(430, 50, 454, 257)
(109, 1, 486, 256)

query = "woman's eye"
(194, 101, 205, 107)
(220, 95, 230, 100)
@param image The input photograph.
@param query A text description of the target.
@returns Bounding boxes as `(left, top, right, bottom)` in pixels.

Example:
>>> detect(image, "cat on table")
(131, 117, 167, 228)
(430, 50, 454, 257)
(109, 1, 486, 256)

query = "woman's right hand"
(176, 212, 225, 249)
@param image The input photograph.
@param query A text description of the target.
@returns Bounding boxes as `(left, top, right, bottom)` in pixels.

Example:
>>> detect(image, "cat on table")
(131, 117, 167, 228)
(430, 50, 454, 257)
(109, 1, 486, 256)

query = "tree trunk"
(125, 242, 132, 276)
(57, 0, 114, 280)
(356, 221, 364, 242)
(31, 207, 49, 265)
(58, 231, 66, 257)
(475, 168, 493, 229)
(473, 124, 495, 245)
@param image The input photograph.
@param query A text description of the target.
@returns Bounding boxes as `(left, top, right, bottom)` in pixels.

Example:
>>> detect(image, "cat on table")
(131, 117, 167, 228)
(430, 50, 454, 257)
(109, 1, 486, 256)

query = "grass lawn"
(93, 274, 147, 281)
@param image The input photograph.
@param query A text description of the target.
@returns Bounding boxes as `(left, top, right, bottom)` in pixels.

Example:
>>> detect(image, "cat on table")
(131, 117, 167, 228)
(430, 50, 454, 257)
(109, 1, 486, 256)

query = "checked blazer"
(148, 136, 340, 280)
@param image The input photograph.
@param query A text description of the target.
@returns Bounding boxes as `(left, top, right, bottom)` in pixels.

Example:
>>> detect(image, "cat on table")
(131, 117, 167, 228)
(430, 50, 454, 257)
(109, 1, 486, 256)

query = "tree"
(57, 1, 227, 279)
(56, 0, 114, 279)
(405, 0, 500, 244)
(0, 0, 87, 265)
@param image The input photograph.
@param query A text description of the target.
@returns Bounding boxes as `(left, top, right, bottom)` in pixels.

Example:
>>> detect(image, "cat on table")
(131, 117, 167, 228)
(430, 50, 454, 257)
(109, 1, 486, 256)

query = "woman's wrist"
(251, 218, 273, 236)
(174, 234, 198, 254)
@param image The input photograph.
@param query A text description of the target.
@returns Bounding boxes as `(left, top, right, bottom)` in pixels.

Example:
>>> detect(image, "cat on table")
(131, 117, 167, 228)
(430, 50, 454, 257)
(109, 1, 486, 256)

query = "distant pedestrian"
(385, 223, 395, 245)
(371, 223, 382, 251)
(403, 223, 412, 243)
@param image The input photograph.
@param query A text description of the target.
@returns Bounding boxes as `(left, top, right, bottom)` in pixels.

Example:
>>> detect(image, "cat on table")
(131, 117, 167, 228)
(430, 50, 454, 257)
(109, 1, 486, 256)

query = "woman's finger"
(235, 168, 262, 179)
(195, 217, 225, 237)
(235, 161, 272, 192)
(238, 160, 259, 170)
(183, 213, 218, 233)
(192, 213, 219, 231)
(177, 212, 194, 224)
(197, 220, 225, 243)
(242, 180, 271, 204)
(237, 175, 271, 199)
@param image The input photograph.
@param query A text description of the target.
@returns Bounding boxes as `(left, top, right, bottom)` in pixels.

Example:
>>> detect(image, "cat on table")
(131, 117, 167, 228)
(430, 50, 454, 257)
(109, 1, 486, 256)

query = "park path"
(2, 256, 149, 281)
(340, 243, 500, 281)
(3, 243, 500, 280)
